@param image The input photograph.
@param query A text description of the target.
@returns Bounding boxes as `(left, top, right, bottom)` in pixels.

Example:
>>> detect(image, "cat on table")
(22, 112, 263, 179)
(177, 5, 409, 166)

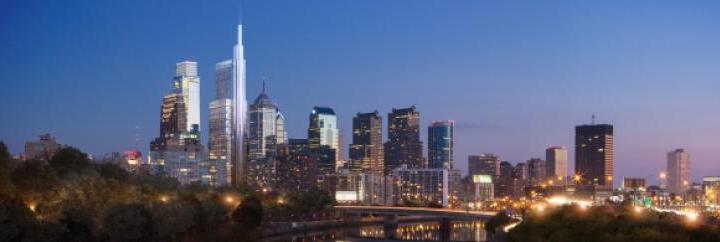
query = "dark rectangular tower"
(575, 124, 614, 189)
(384, 106, 424, 174)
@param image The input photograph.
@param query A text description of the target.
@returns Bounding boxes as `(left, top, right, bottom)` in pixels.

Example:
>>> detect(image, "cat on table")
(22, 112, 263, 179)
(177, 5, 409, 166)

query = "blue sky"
(1, 0, 719, 185)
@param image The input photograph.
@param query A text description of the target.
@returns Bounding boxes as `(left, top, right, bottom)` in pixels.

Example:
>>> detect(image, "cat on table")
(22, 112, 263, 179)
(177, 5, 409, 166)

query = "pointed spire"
(261, 78, 266, 94)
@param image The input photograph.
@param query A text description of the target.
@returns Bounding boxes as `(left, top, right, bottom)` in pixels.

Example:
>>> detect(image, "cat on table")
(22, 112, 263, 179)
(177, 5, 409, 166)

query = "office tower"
(545, 146, 568, 180)
(385, 106, 424, 173)
(275, 139, 318, 193)
(468, 154, 500, 177)
(575, 124, 614, 189)
(246, 82, 287, 190)
(349, 111, 384, 175)
(158, 93, 187, 141)
(497, 161, 514, 198)
(527, 158, 546, 186)
(208, 60, 233, 185)
(173, 61, 200, 132)
(512, 162, 528, 198)
(667, 148, 690, 194)
(232, 23, 248, 187)
(428, 120, 454, 169)
(393, 165, 449, 207)
(24, 134, 61, 161)
(308, 106, 340, 174)
(214, 60, 232, 100)
(149, 62, 207, 185)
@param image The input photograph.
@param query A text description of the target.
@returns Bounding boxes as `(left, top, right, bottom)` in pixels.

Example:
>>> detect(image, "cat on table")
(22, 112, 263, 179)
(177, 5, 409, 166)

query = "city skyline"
(2, 1, 720, 186)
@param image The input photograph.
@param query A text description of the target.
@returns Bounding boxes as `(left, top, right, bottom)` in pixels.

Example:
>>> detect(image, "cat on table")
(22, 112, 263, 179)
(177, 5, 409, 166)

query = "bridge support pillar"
(383, 214, 399, 240)
(439, 217, 452, 242)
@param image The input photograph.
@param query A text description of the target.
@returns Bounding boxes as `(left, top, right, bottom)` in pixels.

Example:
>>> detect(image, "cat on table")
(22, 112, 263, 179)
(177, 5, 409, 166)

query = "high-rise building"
(349, 111, 384, 175)
(214, 60, 233, 100)
(428, 120, 454, 169)
(208, 60, 233, 185)
(173, 61, 200, 132)
(527, 158, 546, 186)
(497, 161, 515, 198)
(385, 106, 424, 173)
(575, 124, 614, 189)
(545, 146, 568, 180)
(157, 93, 187, 141)
(308, 106, 340, 174)
(24, 134, 61, 161)
(149, 62, 208, 185)
(667, 148, 690, 194)
(512, 162, 528, 198)
(232, 23, 248, 187)
(468, 154, 500, 177)
(246, 82, 287, 190)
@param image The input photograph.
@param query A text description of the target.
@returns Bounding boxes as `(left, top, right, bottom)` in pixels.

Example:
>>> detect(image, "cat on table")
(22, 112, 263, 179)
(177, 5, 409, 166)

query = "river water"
(266, 220, 487, 241)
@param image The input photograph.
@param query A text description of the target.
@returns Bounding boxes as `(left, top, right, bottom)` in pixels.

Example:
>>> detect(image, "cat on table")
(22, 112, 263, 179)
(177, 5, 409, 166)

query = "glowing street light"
(686, 212, 699, 222)
(27, 202, 37, 213)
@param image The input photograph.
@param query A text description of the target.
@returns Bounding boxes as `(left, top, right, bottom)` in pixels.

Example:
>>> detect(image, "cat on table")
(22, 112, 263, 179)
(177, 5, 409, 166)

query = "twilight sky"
(1, 0, 719, 186)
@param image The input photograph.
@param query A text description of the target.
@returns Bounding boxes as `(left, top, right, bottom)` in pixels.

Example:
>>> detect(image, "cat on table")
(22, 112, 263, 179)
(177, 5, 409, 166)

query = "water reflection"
(278, 220, 486, 242)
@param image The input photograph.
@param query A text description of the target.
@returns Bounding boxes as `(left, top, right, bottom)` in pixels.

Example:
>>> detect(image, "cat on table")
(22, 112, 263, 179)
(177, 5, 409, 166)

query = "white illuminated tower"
(232, 23, 247, 186)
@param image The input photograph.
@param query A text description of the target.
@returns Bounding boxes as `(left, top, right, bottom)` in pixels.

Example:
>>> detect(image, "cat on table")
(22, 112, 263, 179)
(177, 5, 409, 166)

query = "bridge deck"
(335, 206, 497, 219)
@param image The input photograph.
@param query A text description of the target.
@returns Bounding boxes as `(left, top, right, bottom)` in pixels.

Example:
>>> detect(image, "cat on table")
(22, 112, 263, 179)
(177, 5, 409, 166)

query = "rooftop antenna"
(261, 77, 267, 94)
(591, 114, 596, 125)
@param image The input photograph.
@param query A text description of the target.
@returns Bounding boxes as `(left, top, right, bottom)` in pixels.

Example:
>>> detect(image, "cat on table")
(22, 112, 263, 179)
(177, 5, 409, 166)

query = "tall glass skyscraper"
(173, 61, 200, 132)
(428, 120, 454, 169)
(208, 60, 233, 185)
(575, 124, 614, 189)
(308, 106, 339, 173)
(247, 82, 287, 190)
(232, 24, 247, 187)
(349, 111, 383, 175)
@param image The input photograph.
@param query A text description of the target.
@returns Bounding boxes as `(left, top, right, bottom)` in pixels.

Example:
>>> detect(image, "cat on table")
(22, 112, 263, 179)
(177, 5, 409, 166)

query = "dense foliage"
(0, 142, 335, 241)
(507, 204, 720, 242)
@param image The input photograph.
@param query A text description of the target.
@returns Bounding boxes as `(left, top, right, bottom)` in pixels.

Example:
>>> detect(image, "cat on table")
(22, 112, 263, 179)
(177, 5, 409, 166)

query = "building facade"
(667, 148, 690, 194)
(246, 82, 287, 190)
(428, 120, 454, 169)
(527, 158, 546, 186)
(393, 166, 449, 207)
(275, 139, 318, 193)
(208, 60, 233, 186)
(232, 24, 248, 187)
(468, 154, 500, 177)
(308, 106, 340, 174)
(545, 146, 568, 180)
(349, 111, 384, 175)
(149, 61, 210, 185)
(173, 61, 200, 132)
(385, 106, 424, 174)
(575, 124, 614, 189)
